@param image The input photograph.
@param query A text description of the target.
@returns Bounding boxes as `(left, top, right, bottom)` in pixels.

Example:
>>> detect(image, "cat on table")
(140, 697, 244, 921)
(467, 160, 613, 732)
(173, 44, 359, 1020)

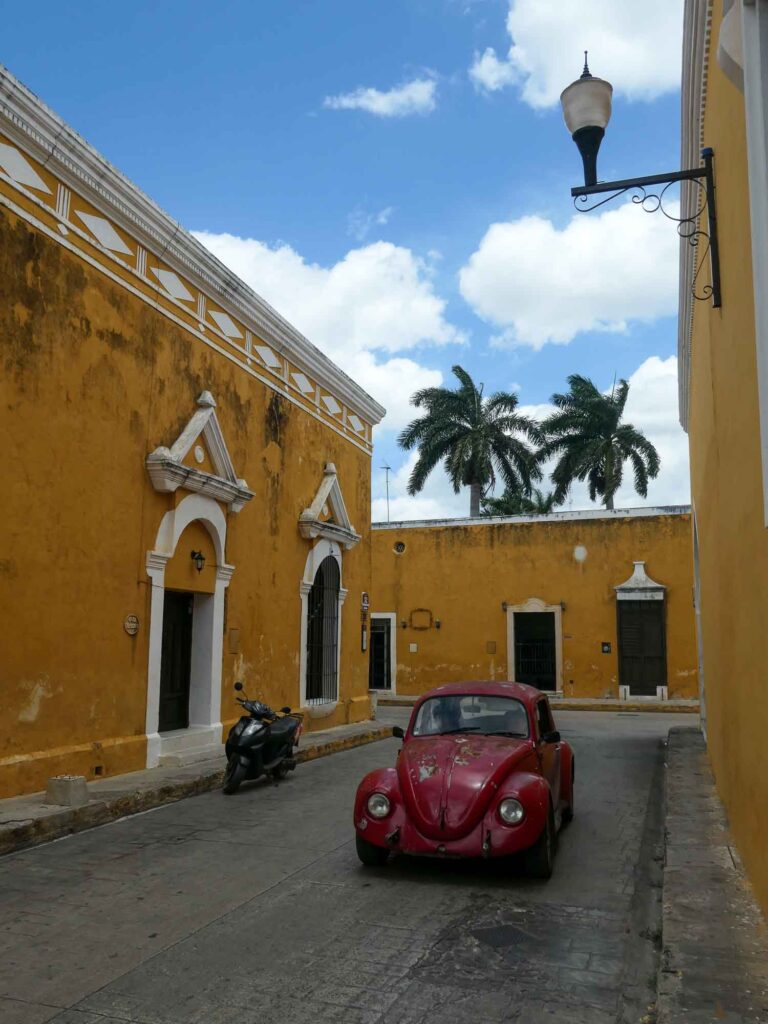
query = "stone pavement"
(658, 728, 768, 1023)
(0, 710, 692, 1024)
(0, 718, 391, 857)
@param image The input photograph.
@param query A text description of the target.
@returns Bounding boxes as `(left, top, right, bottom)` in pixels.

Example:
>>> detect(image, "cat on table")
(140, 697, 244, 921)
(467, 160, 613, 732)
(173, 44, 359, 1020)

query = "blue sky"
(2, 0, 689, 518)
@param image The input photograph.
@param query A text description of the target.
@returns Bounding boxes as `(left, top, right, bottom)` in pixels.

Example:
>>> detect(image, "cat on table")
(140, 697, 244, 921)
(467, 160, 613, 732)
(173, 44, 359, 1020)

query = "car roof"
(413, 681, 545, 710)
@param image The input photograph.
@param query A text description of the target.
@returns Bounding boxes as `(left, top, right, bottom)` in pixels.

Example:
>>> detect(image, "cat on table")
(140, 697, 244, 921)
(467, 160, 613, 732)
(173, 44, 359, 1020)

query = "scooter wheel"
(270, 762, 291, 782)
(222, 757, 247, 794)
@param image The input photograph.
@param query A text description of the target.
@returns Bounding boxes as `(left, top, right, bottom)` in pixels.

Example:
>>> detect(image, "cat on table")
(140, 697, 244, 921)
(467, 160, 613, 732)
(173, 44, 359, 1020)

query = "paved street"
(0, 710, 694, 1024)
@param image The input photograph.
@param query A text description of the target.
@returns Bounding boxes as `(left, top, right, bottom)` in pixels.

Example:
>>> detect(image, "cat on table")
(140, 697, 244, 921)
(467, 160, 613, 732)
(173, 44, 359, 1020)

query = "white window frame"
(298, 538, 346, 712)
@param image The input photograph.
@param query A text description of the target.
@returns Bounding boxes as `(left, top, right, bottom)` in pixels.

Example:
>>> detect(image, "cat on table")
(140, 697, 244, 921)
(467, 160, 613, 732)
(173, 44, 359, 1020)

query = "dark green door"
(514, 612, 556, 691)
(159, 591, 193, 731)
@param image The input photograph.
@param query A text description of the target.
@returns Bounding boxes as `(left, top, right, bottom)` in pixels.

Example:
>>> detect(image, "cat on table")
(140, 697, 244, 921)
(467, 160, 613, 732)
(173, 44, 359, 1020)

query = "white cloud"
(374, 356, 689, 521)
(459, 200, 679, 349)
(347, 205, 395, 242)
(470, 0, 683, 108)
(192, 232, 462, 432)
(323, 78, 437, 117)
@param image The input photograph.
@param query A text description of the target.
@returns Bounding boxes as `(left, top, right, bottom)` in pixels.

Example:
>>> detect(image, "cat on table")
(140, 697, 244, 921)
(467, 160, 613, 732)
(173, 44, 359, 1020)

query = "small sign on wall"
(409, 642, 418, 653)
(123, 614, 139, 636)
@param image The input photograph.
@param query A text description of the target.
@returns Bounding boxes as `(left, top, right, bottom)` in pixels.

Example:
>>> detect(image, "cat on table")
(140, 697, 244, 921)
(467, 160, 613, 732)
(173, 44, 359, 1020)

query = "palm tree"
(540, 374, 660, 510)
(481, 487, 560, 517)
(398, 365, 543, 517)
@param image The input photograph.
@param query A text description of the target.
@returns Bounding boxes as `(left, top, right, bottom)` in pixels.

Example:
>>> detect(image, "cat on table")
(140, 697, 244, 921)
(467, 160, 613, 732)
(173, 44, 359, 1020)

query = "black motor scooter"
(222, 682, 303, 794)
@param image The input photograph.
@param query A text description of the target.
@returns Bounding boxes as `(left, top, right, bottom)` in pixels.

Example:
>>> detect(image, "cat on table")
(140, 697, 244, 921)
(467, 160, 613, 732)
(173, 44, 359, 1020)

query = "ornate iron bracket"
(571, 148, 721, 308)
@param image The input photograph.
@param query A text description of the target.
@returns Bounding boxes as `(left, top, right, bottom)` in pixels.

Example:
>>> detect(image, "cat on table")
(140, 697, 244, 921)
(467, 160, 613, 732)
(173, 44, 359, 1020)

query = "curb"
(0, 725, 393, 858)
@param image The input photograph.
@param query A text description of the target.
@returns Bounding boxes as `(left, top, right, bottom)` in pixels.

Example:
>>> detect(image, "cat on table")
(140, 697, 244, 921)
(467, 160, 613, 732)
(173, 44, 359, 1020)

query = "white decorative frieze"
(0, 140, 51, 193)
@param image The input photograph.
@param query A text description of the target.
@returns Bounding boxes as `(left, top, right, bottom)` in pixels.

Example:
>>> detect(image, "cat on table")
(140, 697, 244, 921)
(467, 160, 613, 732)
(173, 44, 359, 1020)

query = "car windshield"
(411, 694, 530, 738)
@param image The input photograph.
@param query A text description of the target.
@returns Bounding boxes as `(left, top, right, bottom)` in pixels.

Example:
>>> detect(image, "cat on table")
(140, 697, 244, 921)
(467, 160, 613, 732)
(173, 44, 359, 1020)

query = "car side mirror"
(392, 726, 405, 739)
(541, 730, 561, 744)
(280, 706, 291, 714)
(234, 682, 243, 692)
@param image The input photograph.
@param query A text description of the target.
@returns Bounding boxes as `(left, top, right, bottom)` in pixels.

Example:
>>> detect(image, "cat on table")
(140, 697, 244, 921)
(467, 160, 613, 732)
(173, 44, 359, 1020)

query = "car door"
(535, 698, 561, 808)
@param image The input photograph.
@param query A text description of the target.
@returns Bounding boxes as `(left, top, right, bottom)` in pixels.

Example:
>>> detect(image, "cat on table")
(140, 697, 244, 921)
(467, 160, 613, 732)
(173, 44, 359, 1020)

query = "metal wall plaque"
(124, 614, 139, 636)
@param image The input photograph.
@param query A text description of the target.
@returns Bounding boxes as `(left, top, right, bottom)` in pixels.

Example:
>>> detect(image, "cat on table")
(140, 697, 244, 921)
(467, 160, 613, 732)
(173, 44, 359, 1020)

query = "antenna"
(381, 463, 392, 523)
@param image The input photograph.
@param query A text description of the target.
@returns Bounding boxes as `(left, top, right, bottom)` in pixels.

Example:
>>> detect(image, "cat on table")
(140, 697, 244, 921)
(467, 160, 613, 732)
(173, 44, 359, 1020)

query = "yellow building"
(0, 67, 384, 799)
(370, 508, 698, 701)
(680, 1, 768, 913)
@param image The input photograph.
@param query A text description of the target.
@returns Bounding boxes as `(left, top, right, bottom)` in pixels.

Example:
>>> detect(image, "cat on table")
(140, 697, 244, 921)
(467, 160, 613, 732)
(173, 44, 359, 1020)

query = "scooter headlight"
(498, 798, 525, 824)
(367, 793, 391, 819)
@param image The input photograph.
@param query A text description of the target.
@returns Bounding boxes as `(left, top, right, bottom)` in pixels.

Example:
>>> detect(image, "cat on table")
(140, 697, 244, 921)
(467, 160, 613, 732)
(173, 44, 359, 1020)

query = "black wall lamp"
(561, 53, 721, 308)
(191, 550, 206, 573)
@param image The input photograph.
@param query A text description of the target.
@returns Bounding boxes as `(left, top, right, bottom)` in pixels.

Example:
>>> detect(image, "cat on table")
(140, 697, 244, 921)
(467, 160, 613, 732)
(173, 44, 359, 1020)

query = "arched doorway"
(299, 539, 347, 709)
(306, 555, 341, 704)
(145, 493, 234, 767)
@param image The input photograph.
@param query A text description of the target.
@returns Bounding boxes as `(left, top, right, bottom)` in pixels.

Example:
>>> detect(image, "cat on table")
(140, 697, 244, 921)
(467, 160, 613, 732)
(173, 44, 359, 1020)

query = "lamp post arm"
(571, 166, 706, 199)
(569, 149, 721, 309)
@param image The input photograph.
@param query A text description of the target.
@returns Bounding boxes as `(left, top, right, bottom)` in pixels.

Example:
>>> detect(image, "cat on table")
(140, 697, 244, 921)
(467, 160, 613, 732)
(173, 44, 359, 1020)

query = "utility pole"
(381, 464, 392, 523)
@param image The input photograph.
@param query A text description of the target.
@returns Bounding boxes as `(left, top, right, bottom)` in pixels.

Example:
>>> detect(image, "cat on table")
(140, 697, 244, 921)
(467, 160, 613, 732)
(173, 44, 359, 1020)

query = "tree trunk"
(470, 482, 483, 517)
(604, 445, 616, 510)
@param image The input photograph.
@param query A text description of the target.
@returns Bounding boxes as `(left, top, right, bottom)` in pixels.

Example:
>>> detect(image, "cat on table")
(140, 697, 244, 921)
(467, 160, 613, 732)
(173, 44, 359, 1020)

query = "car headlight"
(498, 798, 525, 824)
(367, 793, 391, 819)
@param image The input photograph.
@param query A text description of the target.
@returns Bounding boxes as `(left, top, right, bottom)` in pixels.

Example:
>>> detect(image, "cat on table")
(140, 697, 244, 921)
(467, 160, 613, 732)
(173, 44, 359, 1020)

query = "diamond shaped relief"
(0, 142, 51, 194)
(75, 211, 132, 255)
(291, 372, 314, 395)
(151, 268, 194, 302)
(209, 310, 243, 338)
(348, 414, 364, 433)
(322, 395, 341, 416)
(255, 345, 282, 369)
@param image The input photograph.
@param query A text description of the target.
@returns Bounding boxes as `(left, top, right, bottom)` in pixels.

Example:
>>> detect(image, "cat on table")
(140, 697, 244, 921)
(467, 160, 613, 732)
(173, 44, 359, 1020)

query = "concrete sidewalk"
(659, 728, 768, 1022)
(0, 718, 392, 858)
(377, 693, 700, 713)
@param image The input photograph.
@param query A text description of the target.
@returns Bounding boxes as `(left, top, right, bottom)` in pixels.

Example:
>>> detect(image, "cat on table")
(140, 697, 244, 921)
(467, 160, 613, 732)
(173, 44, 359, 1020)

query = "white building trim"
(741, 0, 768, 524)
(299, 462, 361, 549)
(373, 505, 691, 532)
(298, 538, 346, 714)
(614, 561, 666, 602)
(144, 493, 233, 768)
(679, 0, 714, 429)
(370, 612, 398, 694)
(505, 598, 564, 694)
(0, 66, 385, 430)
(146, 391, 254, 513)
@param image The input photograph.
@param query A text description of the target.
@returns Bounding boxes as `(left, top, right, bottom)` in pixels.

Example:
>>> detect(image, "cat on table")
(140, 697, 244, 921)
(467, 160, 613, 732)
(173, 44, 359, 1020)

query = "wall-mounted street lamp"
(190, 550, 206, 573)
(561, 53, 721, 308)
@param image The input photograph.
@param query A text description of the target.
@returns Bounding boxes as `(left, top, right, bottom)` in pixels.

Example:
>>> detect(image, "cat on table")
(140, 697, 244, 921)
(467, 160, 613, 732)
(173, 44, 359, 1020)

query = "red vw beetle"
(354, 682, 574, 878)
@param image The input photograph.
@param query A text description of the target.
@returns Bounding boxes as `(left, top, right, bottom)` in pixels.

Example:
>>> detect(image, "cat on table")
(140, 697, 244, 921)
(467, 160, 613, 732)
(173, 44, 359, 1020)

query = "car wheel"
(524, 808, 556, 879)
(356, 835, 390, 867)
(562, 768, 574, 824)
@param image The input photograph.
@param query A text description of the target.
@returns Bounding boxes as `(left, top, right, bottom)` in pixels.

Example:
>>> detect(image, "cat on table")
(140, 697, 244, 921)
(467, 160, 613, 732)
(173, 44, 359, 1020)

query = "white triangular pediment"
(299, 463, 360, 549)
(146, 392, 254, 513)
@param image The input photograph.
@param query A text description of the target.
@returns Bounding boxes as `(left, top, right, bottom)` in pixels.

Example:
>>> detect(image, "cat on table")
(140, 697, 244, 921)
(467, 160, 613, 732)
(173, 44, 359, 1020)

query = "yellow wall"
(371, 513, 698, 699)
(686, 4, 768, 914)
(0, 205, 374, 798)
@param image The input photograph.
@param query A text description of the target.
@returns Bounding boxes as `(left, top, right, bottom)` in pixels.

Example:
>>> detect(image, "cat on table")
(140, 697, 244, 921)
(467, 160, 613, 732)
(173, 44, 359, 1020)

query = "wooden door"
(617, 599, 667, 696)
(159, 591, 193, 731)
